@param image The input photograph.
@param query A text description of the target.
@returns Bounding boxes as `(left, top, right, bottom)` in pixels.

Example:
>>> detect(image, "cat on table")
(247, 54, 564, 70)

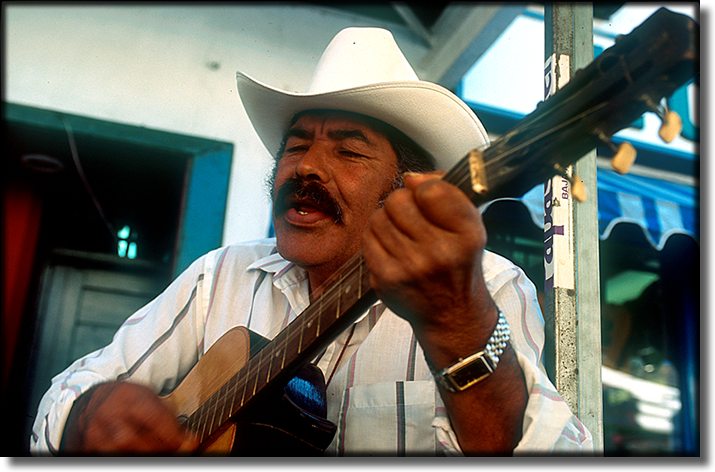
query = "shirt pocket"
(330, 380, 437, 456)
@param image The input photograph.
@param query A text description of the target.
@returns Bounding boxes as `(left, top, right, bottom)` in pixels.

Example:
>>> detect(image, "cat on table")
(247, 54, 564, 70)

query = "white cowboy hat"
(235, 27, 489, 171)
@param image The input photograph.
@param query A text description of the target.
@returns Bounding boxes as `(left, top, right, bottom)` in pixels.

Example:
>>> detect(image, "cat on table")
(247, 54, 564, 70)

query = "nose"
(294, 144, 330, 182)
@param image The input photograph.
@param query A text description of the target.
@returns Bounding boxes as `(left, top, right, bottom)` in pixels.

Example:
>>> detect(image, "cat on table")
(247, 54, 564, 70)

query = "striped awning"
(488, 168, 699, 250)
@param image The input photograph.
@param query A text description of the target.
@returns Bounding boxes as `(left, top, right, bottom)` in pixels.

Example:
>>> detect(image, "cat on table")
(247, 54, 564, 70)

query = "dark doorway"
(3, 102, 232, 455)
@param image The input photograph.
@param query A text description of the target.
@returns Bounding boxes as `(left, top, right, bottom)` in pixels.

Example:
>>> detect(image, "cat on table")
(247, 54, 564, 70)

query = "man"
(31, 27, 592, 455)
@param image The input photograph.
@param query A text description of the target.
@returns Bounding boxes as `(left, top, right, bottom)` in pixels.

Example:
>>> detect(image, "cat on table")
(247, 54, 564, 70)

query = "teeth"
(297, 210, 308, 215)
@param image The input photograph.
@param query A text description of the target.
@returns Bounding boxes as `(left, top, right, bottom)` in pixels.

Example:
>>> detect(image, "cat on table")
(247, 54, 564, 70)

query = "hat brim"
(236, 71, 489, 171)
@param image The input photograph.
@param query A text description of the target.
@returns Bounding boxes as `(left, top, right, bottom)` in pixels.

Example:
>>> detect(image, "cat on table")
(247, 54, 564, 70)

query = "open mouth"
(274, 179, 343, 225)
(285, 201, 333, 225)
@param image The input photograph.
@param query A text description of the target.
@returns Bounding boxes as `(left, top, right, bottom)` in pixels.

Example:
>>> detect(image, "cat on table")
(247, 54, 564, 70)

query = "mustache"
(273, 178, 344, 224)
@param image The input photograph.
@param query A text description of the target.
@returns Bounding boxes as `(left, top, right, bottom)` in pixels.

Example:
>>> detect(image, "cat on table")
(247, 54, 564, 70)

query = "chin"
(276, 233, 328, 267)
(277, 236, 357, 279)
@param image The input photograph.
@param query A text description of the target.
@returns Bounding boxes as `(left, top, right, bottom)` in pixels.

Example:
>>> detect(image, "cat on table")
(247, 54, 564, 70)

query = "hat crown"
(307, 27, 419, 93)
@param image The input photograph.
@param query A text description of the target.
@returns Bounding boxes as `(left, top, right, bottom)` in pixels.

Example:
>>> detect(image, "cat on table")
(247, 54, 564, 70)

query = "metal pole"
(543, 2, 603, 452)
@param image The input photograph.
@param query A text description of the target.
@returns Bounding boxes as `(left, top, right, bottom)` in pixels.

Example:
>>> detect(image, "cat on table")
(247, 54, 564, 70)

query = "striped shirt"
(30, 238, 592, 455)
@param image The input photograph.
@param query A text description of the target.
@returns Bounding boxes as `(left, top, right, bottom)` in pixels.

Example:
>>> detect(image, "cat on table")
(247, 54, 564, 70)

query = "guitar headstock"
(456, 7, 698, 205)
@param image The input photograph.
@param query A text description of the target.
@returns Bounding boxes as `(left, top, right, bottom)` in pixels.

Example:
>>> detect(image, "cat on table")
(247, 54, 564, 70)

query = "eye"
(284, 144, 308, 155)
(339, 149, 366, 158)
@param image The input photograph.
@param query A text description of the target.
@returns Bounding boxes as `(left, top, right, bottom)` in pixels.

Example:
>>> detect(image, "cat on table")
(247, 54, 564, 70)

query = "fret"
(207, 390, 220, 437)
(220, 380, 233, 429)
(280, 323, 289, 370)
(358, 261, 363, 297)
(207, 390, 219, 439)
(239, 374, 248, 408)
(219, 381, 230, 428)
(302, 310, 320, 352)
(265, 348, 272, 384)
(203, 394, 217, 441)
(228, 376, 237, 420)
(335, 272, 342, 319)
(298, 317, 306, 353)
(209, 387, 224, 436)
(266, 344, 281, 383)
(251, 351, 262, 397)
(286, 328, 301, 373)
(316, 296, 322, 337)
(197, 400, 209, 443)
(342, 266, 359, 306)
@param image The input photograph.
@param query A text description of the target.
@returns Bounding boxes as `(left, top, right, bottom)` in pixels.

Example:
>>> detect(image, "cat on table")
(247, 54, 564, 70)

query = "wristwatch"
(432, 310, 511, 393)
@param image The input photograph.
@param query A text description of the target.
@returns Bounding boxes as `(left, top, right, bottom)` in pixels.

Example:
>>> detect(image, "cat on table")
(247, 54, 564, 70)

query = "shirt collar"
(246, 239, 380, 324)
(246, 243, 309, 297)
(246, 249, 293, 275)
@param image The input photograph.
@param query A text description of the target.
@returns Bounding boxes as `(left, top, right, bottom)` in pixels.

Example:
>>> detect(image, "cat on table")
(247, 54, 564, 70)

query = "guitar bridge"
(468, 149, 489, 195)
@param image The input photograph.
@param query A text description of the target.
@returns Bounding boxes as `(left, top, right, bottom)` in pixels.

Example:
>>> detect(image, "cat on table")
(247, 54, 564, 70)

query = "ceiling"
(315, 3, 626, 90)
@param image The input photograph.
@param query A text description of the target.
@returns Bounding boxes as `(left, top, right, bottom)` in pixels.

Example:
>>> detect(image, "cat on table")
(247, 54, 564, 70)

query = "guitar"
(160, 7, 698, 454)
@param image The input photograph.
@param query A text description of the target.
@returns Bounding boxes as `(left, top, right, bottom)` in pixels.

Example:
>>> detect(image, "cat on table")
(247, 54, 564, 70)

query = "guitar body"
(160, 326, 336, 455)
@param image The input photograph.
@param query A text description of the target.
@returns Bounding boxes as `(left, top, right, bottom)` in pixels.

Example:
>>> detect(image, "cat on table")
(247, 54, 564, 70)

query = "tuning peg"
(643, 97, 682, 143)
(611, 142, 637, 174)
(595, 130, 637, 174)
(553, 164, 587, 202)
(658, 110, 682, 143)
(570, 175, 587, 202)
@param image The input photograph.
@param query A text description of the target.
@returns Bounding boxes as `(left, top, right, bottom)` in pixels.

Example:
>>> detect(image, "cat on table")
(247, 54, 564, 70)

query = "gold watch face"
(444, 354, 495, 391)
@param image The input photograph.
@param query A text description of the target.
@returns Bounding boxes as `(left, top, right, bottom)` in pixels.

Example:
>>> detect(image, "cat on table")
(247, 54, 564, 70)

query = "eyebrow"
(284, 127, 373, 145)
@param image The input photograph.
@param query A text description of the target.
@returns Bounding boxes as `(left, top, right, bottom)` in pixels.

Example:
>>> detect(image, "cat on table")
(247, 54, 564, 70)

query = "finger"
(177, 432, 201, 454)
(362, 222, 403, 287)
(86, 413, 148, 453)
(126, 401, 187, 451)
(381, 187, 436, 243)
(367, 209, 413, 259)
(403, 171, 445, 190)
(411, 178, 483, 234)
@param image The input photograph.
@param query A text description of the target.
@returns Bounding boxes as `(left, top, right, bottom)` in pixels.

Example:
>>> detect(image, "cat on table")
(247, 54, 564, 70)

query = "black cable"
(61, 116, 119, 245)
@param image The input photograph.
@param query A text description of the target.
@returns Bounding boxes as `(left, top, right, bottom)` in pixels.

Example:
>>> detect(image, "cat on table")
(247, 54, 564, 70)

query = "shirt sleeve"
(29, 250, 219, 455)
(485, 254, 594, 453)
(431, 251, 593, 455)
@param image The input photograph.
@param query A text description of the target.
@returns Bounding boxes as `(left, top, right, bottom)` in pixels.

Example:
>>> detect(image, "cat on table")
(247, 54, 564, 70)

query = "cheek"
(346, 176, 397, 221)
(271, 162, 293, 193)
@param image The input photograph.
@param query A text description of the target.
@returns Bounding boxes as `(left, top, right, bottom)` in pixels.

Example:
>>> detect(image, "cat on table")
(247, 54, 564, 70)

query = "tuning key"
(658, 110, 682, 143)
(643, 97, 682, 143)
(595, 131, 637, 174)
(552, 164, 587, 202)
(570, 175, 587, 203)
(610, 142, 637, 174)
